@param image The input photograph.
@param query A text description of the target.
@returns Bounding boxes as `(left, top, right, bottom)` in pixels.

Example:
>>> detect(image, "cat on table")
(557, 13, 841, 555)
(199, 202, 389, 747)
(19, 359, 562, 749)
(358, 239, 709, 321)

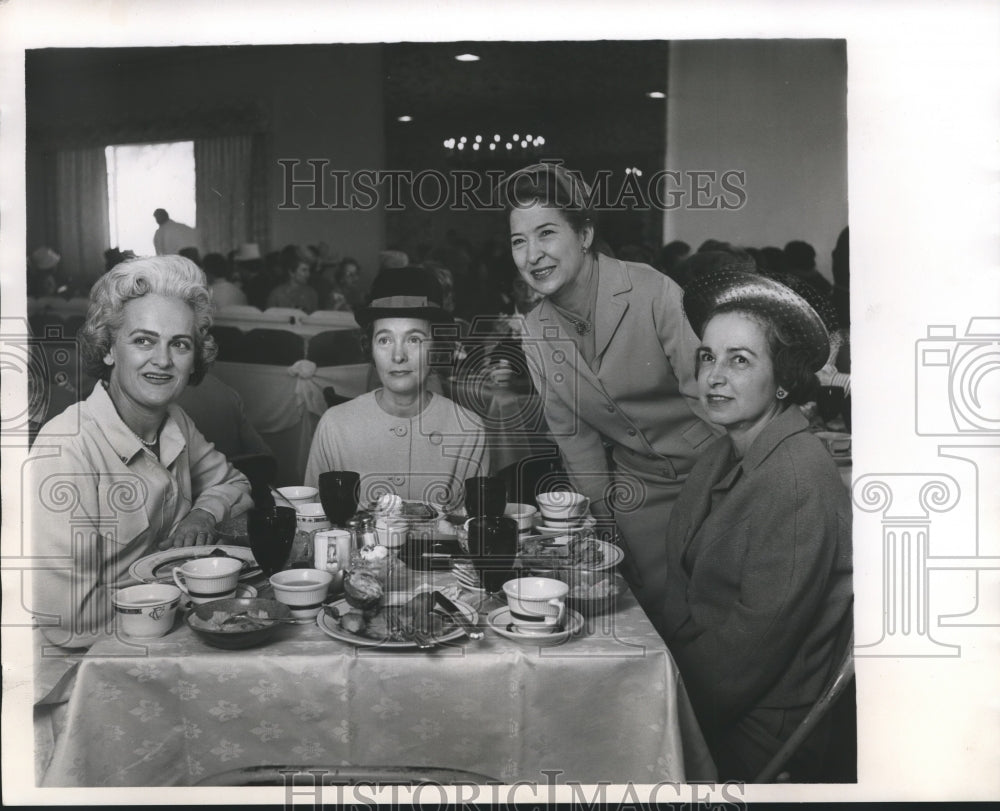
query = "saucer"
(486, 606, 584, 646)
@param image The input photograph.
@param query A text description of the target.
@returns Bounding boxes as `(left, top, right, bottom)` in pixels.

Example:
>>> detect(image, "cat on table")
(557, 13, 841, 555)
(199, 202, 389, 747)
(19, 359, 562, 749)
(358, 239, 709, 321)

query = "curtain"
(54, 148, 110, 284)
(195, 135, 268, 256)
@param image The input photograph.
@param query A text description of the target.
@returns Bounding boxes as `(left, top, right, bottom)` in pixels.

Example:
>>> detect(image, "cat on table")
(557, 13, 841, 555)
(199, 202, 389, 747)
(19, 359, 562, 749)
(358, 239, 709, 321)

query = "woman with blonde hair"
(29, 255, 252, 649)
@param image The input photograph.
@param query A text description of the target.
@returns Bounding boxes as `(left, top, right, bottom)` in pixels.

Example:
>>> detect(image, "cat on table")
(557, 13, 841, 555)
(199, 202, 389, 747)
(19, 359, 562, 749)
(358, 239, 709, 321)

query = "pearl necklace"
(131, 430, 159, 448)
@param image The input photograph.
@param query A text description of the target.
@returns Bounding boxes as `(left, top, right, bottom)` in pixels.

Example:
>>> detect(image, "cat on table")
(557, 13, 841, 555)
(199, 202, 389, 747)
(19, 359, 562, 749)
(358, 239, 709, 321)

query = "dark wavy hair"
(699, 304, 820, 406)
(78, 255, 217, 385)
(502, 163, 597, 241)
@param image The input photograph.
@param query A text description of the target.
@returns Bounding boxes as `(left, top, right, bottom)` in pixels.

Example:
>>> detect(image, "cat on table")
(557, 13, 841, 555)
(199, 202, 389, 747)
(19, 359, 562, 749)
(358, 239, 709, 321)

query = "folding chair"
(754, 630, 856, 783)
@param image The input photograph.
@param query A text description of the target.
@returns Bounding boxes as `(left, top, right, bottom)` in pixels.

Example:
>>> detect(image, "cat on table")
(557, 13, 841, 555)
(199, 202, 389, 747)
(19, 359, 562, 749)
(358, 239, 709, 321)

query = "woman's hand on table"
(160, 508, 218, 549)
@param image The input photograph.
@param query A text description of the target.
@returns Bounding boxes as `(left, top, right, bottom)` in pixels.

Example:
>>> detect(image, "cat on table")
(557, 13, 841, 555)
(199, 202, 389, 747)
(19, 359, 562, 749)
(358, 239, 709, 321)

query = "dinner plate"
(129, 545, 261, 584)
(316, 594, 478, 648)
(486, 606, 585, 646)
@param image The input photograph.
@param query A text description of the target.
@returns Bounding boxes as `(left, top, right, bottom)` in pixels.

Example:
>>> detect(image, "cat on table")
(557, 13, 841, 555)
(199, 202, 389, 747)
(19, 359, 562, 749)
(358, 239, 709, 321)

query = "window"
(106, 141, 196, 256)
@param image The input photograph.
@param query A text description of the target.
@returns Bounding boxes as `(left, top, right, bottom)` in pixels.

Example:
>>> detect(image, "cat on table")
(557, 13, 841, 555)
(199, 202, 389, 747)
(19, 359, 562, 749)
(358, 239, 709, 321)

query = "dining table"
(34, 536, 717, 788)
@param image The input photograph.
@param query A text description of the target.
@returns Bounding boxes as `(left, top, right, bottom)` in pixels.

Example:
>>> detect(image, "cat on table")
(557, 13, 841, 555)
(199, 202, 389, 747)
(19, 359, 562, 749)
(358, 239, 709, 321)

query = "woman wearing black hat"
(655, 270, 854, 781)
(303, 267, 489, 512)
(503, 162, 717, 617)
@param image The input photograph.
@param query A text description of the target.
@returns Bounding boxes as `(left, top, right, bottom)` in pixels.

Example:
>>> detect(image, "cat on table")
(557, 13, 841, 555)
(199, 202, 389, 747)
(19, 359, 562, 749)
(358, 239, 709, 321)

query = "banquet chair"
(196, 764, 500, 786)
(323, 386, 352, 409)
(754, 629, 856, 783)
(209, 326, 249, 362)
(495, 446, 570, 508)
(307, 328, 367, 366)
(240, 328, 306, 365)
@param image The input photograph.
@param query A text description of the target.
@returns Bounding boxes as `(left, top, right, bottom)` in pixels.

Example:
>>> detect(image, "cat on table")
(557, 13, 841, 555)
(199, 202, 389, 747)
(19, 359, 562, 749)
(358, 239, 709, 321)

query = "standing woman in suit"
(656, 270, 853, 780)
(503, 163, 717, 614)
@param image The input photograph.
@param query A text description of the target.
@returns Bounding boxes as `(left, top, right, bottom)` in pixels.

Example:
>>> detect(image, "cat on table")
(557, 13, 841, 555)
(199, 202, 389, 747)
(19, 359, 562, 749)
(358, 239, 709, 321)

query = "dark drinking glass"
(466, 515, 518, 594)
(318, 470, 361, 526)
(246, 506, 297, 577)
(464, 476, 507, 518)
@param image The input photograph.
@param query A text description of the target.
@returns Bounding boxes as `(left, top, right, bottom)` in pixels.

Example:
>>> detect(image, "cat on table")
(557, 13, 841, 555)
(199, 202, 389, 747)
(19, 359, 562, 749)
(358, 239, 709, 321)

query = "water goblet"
(466, 515, 519, 596)
(318, 470, 361, 526)
(246, 506, 297, 578)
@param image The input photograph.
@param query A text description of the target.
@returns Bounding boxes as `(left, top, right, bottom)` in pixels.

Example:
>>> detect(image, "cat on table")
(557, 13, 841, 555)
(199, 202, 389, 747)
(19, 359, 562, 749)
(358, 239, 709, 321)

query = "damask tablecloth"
(38, 582, 715, 787)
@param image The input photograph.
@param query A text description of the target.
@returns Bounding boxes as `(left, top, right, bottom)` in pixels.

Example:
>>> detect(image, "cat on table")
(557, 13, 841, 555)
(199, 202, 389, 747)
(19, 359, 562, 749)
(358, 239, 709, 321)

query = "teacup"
(172, 556, 243, 604)
(504, 503, 539, 533)
(296, 502, 333, 533)
(375, 517, 409, 549)
(270, 568, 334, 618)
(816, 431, 852, 457)
(535, 491, 589, 523)
(113, 583, 182, 638)
(277, 486, 319, 509)
(502, 576, 568, 634)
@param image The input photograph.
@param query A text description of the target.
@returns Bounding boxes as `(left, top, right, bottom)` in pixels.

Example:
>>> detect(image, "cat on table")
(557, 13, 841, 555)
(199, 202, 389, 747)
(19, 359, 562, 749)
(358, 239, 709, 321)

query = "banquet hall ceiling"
(383, 41, 669, 119)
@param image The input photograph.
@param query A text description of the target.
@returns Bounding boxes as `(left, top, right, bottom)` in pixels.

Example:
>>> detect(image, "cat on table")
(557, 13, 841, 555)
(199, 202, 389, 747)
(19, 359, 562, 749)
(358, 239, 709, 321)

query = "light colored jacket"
(521, 254, 716, 505)
(28, 383, 253, 648)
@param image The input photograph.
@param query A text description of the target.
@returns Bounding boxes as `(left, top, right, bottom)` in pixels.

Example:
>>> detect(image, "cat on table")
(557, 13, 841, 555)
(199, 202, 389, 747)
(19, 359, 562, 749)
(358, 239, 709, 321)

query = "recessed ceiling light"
(455, 53, 480, 62)
(397, 115, 413, 122)
(646, 91, 666, 99)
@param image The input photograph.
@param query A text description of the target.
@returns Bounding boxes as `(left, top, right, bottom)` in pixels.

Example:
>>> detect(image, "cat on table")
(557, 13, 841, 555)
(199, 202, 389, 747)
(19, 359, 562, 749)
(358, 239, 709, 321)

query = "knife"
(432, 590, 484, 640)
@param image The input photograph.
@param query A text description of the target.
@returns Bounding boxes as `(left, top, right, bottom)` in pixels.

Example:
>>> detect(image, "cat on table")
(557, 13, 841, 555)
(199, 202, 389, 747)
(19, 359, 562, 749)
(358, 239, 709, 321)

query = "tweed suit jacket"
(655, 407, 854, 731)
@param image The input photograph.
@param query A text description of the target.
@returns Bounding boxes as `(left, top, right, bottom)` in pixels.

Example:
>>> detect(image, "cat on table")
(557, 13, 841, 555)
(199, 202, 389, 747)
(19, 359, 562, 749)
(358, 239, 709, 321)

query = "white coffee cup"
(172, 556, 243, 604)
(502, 576, 568, 634)
(113, 583, 182, 638)
(296, 502, 333, 533)
(535, 491, 590, 522)
(504, 502, 539, 533)
(277, 486, 319, 509)
(270, 568, 334, 618)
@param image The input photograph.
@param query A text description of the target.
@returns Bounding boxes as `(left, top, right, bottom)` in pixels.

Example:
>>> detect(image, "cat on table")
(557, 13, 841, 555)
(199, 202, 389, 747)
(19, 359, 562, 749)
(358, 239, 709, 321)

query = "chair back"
(754, 627, 856, 783)
(494, 446, 570, 508)
(209, 326, 249, 362)
(241, 328, 306, 365)
(306, 329, 366, 366)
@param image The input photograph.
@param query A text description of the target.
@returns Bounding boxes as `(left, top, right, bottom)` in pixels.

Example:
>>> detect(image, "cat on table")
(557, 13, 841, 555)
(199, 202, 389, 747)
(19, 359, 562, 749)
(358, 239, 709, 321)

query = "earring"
(776, 388, 788, 400)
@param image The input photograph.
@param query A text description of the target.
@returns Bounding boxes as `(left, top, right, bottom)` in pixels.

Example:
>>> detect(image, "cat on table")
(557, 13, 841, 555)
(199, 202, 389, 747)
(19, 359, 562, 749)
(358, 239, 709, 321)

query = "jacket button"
(606, 405, 614, 413)
(393, 425, 408, 437)
(627, 429, 637, 437)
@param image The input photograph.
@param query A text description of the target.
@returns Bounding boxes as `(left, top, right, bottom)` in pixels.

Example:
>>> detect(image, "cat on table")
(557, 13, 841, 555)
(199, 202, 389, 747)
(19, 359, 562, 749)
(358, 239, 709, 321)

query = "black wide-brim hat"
(354, 266, 454, 330)
(683, 268, 832, 372)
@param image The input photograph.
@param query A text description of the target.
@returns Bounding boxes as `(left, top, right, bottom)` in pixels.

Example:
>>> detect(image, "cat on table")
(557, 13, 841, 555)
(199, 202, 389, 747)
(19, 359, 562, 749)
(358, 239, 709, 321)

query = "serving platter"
(130, 545, 260, 584)
(316, 594, 479, 649)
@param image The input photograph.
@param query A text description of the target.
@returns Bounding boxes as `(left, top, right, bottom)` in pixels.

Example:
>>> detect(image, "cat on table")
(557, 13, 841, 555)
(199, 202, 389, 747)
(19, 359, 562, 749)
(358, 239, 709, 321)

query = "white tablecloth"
(36, 571, 716, 787)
